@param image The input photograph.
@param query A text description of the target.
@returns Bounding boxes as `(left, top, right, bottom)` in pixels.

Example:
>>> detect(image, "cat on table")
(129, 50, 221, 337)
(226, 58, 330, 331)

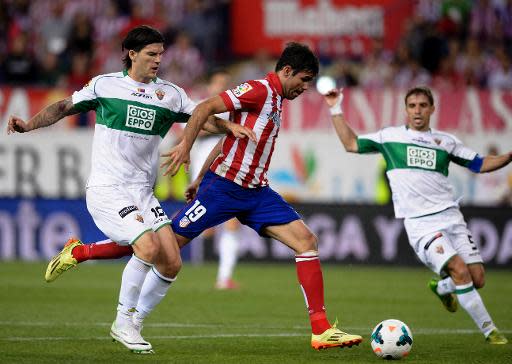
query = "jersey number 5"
(185, 200, 206, 222)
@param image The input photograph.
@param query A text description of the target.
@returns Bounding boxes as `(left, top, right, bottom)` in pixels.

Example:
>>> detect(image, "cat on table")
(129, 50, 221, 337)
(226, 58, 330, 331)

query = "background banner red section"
(231, 0, 414, 57)
(1, 86, 511, 133)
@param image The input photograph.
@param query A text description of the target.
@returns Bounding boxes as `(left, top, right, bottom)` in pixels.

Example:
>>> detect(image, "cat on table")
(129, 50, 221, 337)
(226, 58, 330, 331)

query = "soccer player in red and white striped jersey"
(163, 42, 363, 350)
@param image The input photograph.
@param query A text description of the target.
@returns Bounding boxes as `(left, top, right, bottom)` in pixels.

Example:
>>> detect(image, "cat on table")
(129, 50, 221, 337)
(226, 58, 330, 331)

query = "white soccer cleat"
(110, 320, 154, 354)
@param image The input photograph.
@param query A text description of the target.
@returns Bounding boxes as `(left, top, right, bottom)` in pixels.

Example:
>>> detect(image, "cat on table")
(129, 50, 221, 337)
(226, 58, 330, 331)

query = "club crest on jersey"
(232, 83, 252, 97)
(155, 88, 165, 100)
(436, 245, 444, 254)
(135, 214, 144, 223)
(179, 216, 191, 228)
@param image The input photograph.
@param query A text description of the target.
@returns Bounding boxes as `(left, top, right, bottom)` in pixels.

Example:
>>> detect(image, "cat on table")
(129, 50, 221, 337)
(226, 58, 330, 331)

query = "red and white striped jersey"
(212, 72, 283, 188)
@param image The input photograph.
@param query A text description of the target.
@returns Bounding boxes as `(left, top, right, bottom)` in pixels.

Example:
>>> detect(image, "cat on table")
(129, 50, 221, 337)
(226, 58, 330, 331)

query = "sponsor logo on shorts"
(126, 105, 156, 131)
(119, 205, 138, 218)
(135, 214, 144, 223)
(407, 146, 436, 170)
(179, 216, 191, 228)
(435, 245, 444, 254)
(232, 83, 252, 97)
(154, 217, 166, 225)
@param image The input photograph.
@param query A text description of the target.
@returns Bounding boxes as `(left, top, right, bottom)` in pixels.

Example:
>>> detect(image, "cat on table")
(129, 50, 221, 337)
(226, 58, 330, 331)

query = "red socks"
(72, 241, 133, 263)
(295, 252, 331, 334)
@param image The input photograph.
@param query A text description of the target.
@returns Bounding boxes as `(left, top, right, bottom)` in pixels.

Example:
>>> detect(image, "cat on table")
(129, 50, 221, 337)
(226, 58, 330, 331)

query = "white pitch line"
(2, 333, 306, 342)
(1, 321, 511, 334)
(1, 322, 511, 343)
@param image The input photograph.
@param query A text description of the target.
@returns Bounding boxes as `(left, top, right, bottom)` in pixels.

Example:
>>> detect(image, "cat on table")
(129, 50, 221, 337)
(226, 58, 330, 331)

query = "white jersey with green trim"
(72, 70, 196, 187)
(357, 125, 479, 218)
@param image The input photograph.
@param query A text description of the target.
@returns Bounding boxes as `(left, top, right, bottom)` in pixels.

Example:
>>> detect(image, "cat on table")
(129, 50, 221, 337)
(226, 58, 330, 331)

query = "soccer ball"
(371, 319, 413, 360)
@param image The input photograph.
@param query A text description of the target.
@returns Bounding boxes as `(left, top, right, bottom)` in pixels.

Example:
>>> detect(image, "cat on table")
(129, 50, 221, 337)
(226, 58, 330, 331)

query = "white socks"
(455, 283, 495, 336)
(116, 254, 152, 324)
(216, 229, 238, 283)
(133, 268, 175, 326)
(436, 277, 456, 295)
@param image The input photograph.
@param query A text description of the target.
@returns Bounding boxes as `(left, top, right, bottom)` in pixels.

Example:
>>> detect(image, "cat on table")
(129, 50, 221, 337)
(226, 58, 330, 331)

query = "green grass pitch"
(1, 262, 511, 363)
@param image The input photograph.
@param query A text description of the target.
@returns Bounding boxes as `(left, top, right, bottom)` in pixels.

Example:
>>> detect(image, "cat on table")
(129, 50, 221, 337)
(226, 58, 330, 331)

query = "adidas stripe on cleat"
(428, 278, 458, 313)
(311, 320, 363, 350)
(44, 238, 83, 283)
(486, 329, 508, 345)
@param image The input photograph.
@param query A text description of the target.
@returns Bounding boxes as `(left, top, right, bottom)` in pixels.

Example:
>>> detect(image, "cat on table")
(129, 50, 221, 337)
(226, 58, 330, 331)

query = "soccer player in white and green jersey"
(323, 86, 511, 345)
(7, 25, 254, 354)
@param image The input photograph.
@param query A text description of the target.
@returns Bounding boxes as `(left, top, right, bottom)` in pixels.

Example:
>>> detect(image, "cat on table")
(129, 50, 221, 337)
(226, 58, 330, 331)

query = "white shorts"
(86, 185, 170, 245)
(404, 207, 483, 275)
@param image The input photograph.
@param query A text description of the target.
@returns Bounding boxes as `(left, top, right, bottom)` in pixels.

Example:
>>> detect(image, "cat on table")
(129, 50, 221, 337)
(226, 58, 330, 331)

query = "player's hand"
(7, 115, 30, 134)
(227, 123, 257, 142)
(184, 180, 200, 202)
(324, 88, 344, 108)
(161, 141, 190, 176)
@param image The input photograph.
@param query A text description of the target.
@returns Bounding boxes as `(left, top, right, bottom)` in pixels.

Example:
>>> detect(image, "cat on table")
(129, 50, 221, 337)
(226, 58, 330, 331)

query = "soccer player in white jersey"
(161, 42, 363, 351)
(6, 25, 254, 354)
(323, 86, 511, 345)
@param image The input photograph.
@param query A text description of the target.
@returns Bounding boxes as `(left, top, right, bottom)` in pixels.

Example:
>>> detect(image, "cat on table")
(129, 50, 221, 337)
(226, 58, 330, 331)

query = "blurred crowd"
(326, 0, 512, 90)
(0, 0, 229, 89)
(2, 0, 512, 91)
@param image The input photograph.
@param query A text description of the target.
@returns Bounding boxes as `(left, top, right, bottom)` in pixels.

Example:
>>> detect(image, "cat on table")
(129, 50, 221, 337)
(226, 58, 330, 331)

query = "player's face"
(405, 93, 435, 131)
(130, 43, 164, 83)
(281, 68, 315, 100)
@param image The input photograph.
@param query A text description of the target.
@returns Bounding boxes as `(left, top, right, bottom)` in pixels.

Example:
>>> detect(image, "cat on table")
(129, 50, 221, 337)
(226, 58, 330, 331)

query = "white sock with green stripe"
(455, 282, 495, 336)
(116, 254, 152, 325)
(437, 277, 456, 295)
(133, 267, 175, 326)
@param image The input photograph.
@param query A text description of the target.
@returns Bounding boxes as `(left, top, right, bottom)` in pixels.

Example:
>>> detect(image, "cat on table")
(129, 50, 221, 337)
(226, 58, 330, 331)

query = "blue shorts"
(171, 170, 301, 239)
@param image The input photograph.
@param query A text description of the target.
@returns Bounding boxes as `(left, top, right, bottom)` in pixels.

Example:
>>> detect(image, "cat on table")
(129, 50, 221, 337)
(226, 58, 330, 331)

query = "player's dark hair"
(404, 86, 434, 106)
(275, 42, 319, 76)
(122, 25, 164, 69)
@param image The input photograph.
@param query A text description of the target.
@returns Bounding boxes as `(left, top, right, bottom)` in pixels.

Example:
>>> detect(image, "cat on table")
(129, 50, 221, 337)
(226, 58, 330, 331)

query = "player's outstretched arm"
(480, 151, 512, 173)
(184, 139, 223, 202)
(161, 96, 226, 176)
(323, 89, 358, 152)
(203, 116, 257, 142)
(6, 97, 79, 134)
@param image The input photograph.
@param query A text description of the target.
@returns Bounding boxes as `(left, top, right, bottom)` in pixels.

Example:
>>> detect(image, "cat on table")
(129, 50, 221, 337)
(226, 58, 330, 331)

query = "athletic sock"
(116, 254, 152, 323)
(72, 240, 133, 263)
(216, 229, 238, 283)
(437, 276, 456, 295)
(455, 282, 496, 336)
(133, 268, 175, 326)
(295, 251, 330, 334)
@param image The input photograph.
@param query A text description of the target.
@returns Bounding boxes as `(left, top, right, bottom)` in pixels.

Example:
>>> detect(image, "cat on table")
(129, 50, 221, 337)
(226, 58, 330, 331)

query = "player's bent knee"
(157, 251, 182, 278)
(133, 233, 160, 263)
(473, 276, 485, 289)
(299, 231, 318, 252)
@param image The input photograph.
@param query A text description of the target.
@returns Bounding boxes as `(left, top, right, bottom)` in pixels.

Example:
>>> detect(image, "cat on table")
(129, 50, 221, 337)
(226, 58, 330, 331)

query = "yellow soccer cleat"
(45, 238, 83, 283)
(311, 320, 363, 350)
(428, 278, 458, 313)
(486, 329, 508, 345)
